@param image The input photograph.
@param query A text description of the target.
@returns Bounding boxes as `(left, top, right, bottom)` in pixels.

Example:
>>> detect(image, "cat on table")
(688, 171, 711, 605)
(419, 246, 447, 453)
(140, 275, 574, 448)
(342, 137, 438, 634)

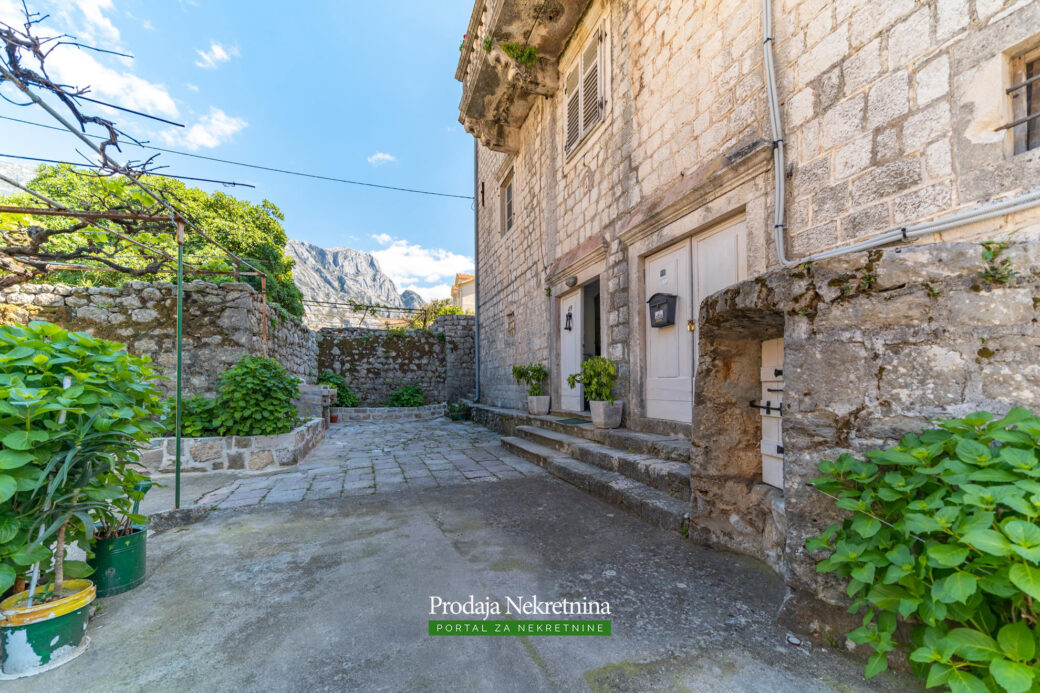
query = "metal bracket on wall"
(749, 400, 782, 415)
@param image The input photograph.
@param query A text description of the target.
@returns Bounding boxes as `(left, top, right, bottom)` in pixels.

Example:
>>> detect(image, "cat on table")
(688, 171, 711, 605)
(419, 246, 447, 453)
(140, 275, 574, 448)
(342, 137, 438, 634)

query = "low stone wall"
(691, 240, 1040, 637)
(0, 280, 317, 396)
(317, 315, 475, 406)
(331, 402, 447, 422)
(140, 418, 325, 473)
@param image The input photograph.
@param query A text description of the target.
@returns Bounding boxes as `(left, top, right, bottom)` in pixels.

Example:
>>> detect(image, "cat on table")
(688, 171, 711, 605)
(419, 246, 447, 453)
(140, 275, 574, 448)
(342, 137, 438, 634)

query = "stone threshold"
(501, 436, 690, 534)
(471, 403, 691, 462)
(141, 418, 326, 473)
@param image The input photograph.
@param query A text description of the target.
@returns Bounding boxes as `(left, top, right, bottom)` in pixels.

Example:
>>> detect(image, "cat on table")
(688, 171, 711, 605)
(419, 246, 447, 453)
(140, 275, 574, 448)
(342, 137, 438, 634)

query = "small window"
(564, 25, 605, 155)
(501, 172, 514, 233)
(1009, 51, 1040, 154)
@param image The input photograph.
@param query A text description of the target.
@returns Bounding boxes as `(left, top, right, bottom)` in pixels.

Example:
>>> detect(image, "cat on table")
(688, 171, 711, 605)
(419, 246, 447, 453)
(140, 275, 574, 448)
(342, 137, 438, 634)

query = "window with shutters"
(500, 170, 514, 233)
(564, 23, 606, 157)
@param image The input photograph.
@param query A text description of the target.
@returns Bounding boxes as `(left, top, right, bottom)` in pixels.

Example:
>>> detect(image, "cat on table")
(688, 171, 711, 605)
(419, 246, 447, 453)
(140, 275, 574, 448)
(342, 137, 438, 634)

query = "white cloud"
(195, 41, 239, 69)
(372, 237, 473, 301)
(162, 107, 247, 150)
(185, 83, 199, 92)
(372, 233, 393, 245)
(48, 49, 179, 117)
(367, 152, 396, 167)
(58, 0, 121, 45)
(142, 19, 155, 31)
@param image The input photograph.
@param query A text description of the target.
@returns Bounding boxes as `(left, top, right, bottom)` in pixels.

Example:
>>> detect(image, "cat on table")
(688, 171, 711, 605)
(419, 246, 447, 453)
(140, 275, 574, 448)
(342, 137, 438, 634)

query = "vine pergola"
(0, 6, 275, 507)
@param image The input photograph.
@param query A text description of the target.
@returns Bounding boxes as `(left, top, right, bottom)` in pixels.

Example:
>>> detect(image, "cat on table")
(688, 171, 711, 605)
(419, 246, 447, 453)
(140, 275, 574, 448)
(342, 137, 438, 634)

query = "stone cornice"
(618, 140, 772, 247)
(547, 232, 607, 284)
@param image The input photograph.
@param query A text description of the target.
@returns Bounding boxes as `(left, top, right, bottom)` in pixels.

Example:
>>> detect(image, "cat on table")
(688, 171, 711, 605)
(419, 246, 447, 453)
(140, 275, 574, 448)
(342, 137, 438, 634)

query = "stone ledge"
(331, 403, 447, 422)
(140, 418, 325, 473)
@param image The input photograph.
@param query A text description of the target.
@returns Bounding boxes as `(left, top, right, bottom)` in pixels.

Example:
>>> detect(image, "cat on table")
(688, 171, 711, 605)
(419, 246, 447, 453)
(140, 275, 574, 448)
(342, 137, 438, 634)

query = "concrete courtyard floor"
(12, 452, 918, 691)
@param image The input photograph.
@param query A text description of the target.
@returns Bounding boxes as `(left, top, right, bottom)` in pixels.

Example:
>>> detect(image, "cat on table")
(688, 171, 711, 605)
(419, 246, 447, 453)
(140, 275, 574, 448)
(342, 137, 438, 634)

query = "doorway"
(644, 217, 747, 423)
(558, 279, 601, 413)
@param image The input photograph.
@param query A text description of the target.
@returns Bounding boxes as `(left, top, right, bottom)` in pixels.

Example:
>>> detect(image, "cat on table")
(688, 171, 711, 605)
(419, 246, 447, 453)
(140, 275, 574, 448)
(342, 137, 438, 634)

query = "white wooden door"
(760, 338, 784, 489)
(559, 291, 583, 412)
(645, 218, 747, 423)
(645, 240, 693, 421)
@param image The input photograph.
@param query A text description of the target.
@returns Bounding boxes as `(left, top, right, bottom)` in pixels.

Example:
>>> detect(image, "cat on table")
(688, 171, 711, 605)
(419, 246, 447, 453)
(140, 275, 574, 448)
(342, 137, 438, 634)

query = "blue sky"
(0, 0, 476, 299)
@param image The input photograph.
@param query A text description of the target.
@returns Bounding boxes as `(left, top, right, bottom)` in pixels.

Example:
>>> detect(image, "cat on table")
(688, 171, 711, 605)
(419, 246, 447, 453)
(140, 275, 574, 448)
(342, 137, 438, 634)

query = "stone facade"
(0, 280, 317, 396)
(460, 0, 1040, 431)
(317, 315, 476, 406)
(692, 239, 1040, 636)
(140, 417, 326, 473)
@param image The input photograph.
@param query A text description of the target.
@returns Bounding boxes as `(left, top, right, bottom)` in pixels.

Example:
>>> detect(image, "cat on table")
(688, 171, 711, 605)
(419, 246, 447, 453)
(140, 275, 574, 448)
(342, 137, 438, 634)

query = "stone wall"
(331, 403, 448, 422)
(317, 315, 475, 406)
(0, 280, 317, 396)
(141, 417, 325, 473)
(691, 240, 1040, 636)
(468, 0, 1040, 430)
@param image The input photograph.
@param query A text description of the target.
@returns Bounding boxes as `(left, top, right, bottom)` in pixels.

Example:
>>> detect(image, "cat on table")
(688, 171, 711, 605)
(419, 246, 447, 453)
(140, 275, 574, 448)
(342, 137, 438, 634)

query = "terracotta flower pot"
(527, 395, 551, 415)
(589, 400, 623, 429)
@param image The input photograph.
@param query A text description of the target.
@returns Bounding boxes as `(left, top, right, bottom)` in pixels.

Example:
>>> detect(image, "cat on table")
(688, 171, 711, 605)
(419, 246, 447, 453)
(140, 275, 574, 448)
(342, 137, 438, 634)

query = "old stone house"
(456, 0, 1040, 634)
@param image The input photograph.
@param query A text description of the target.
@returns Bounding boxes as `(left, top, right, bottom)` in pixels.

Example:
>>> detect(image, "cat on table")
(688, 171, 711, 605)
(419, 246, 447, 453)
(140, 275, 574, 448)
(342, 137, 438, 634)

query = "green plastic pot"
(89, 527, 147, 598)
(0, 602, 91, 677)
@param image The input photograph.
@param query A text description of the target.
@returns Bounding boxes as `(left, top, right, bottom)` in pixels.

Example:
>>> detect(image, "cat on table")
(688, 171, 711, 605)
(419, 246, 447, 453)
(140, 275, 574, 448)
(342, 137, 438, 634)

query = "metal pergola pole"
(175, 219, 184, 509)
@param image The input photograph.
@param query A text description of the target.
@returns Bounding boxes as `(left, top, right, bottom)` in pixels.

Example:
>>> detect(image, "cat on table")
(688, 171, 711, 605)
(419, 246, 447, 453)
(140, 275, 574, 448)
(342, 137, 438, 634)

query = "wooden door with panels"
(644, 217, 747, 423)
(760, 338, 784, 488)
(559, 290, 583, 412)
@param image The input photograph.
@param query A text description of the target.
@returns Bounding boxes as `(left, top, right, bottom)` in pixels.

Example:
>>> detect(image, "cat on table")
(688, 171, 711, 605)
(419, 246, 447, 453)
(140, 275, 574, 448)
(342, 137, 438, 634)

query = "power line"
(0, 152, 255, 188)
(0, 113, 475, 200)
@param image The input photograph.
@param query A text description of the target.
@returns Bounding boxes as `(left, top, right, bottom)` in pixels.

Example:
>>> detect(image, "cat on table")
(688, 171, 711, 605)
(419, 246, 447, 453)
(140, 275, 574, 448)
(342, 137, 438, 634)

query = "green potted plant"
(512, 363, 550, 415)
(0, 321, 163, 676)
(87, 474, 152, 599)
(567, 357, 621, 429)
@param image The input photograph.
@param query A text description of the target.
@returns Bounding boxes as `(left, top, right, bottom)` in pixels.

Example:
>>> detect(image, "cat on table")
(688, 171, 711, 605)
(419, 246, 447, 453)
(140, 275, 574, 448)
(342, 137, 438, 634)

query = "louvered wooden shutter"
(581, 31, 601, 133)
(565, 64, 581, 152)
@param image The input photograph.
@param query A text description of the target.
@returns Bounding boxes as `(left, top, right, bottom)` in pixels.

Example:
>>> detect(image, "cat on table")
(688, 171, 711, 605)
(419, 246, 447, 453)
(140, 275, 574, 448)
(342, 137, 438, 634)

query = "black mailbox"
(647, 293, 678, 328)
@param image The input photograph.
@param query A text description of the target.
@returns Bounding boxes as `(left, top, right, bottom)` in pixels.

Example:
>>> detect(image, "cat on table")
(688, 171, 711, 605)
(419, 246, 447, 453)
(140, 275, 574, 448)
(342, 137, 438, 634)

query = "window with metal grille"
(1008, 52, 1040, 154)
(564, 24, 605, 156)
(501, 172, 514, 233)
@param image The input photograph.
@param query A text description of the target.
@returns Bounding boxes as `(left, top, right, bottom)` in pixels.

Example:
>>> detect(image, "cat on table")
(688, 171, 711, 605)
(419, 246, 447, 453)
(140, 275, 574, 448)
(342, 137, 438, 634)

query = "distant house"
(450, 273, 475, 312)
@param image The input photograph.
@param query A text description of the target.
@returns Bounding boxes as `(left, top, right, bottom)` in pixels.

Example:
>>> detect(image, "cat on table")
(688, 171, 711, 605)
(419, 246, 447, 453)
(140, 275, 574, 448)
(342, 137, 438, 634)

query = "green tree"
(0, 165, 304, 317)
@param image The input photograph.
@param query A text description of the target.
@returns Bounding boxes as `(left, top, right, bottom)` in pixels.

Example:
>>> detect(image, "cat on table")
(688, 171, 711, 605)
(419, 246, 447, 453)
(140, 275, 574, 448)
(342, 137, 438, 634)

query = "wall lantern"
(564, 307, 573, 331)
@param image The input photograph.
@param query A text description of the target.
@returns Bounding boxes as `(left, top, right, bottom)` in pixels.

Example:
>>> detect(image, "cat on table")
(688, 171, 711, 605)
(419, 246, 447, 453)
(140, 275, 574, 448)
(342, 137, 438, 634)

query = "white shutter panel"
(565, 64, 581, 152)
(581, 32, 601, 135)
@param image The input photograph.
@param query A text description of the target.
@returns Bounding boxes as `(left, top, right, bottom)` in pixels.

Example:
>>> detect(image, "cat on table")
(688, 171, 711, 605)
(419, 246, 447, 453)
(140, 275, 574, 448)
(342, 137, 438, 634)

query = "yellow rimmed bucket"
(0, 580, 95, 677)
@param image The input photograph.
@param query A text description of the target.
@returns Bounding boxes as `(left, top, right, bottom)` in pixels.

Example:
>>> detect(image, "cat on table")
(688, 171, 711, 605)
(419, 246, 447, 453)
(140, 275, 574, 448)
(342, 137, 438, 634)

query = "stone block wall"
(469, 0, 1040, 428)
(317, 315, 475, 406)
(0, 280, 317, 396)
(691, 240, 1040, 635)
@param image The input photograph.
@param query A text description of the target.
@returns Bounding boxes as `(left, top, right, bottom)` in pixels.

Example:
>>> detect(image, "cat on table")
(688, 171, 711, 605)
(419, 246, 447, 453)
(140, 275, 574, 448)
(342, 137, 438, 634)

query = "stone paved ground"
(188, 419, 548, 509)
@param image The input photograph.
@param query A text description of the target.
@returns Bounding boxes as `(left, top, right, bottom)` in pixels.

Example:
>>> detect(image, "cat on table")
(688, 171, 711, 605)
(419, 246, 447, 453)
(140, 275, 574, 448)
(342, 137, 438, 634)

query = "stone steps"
(501, 436, 689, 534)
(515, 425, 691, 501)
(472, 404, 691, 462)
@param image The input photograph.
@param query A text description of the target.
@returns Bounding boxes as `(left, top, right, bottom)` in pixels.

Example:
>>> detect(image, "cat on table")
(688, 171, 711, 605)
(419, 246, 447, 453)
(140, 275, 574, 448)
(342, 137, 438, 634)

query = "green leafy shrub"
(512, 363, 549, 396)
(163, 395, 219, 437)
(388, 385, 424, 408)
(0, 321, 163, 599)
(447, 402, 471, 421)
(502, 42, 538, 66)
(214, 356, 300, 436)
(566, 357, 616, 403)
(317, 370, 359, 408)
(808, 408, 1040, 691)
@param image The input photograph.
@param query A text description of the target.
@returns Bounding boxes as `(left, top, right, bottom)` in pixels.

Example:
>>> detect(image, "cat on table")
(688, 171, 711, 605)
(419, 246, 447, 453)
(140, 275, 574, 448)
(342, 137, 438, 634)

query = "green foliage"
(1, 164, 304, 317)
(447, 402, 471, 421)
(163, 395, 219, 437)
(502, 42, 538, 66)
(482, 37, 492, 52)
(388, 385, 424, 408)
(317, 370, 359, 408)
(0, 321, 163, 598)
(566, 357, 616, 403)
(980, 242, 1018, 285)
(213, 356, 300, 436)
(808, 408, 1040, 690)
(512, 363, 549, 397)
